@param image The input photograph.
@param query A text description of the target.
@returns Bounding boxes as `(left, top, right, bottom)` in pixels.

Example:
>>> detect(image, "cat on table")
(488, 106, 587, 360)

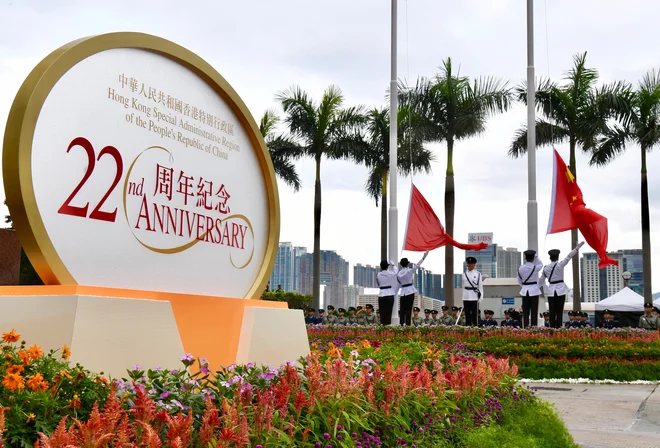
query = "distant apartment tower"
(299, 250, 349, 308)
(497, 247, 521, 278)
(414, 268, 443, 300)
(342, 285, 364, 309)
(269, 242, 294, 291)
(293, 246, 307, 291)
(621, 249, 644, 295)
(465, 233, 497, 278)
(581, 252, 624, 302)
(354, 264, 378, 288)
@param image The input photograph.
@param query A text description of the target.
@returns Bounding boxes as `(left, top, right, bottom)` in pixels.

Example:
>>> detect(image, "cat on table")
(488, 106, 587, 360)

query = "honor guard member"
(481, 310, 498, 327)
(430, 309, 440, 325)
(317, 309, 325, 324)
(397, 251, 429, 326)
(564, 311, 575, 328)
(542, 312, 550, 327)
(582, 312, 593, 328)
(601, 309, 620, 329)
(347, 307, 358, 325)
(501, 309, 515, 327)
(462, 256, 484, 327)
(451, 306, 465, 326)
(439, 306, 453, 325)
(517, 249, 544, 327)
(324, 306, 338, 325)
(337, 308, 348, 325)
(363, 304, 378, 325)
(639, 303, 659, 330)
(377, 260, 398, 325)
(412, 307, 425, 327)
(539, 243, 584, 328)
(423, 309, 433, 325)
(305, 308, 317, 324)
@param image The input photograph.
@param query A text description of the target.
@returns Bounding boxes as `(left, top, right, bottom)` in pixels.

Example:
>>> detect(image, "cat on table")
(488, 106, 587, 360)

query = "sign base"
(0, 286, 310, 376)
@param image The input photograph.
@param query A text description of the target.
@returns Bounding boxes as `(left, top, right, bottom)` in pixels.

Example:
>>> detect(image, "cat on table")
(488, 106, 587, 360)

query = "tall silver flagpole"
(389, 0, 400, 325)
(527, 0, 538, 253)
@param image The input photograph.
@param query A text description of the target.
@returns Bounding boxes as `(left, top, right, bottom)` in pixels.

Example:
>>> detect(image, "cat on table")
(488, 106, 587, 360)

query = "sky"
(1, 0, 660, 291)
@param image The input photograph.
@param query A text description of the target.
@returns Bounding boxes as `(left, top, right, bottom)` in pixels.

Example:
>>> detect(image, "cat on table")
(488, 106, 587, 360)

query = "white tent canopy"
(594, 287, 659, 312)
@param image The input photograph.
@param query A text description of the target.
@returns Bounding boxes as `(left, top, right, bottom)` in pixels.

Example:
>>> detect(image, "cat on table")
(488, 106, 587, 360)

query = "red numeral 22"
(57, 136, 124, 223)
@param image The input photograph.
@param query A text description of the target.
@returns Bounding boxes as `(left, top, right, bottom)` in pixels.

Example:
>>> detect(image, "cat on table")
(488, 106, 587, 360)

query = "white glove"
(577, 241, 585, 250)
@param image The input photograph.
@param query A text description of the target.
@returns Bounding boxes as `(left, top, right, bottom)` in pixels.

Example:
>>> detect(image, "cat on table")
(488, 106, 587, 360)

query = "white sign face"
(467, 233, 493, 244)
(28, 48, 271, 297)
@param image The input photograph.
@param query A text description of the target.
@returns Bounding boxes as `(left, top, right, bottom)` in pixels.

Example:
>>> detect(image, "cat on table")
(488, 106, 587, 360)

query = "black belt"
(465, 287, 478, 291)
(379, 286, 391, 290)
(549, 280, 564, 285)
(401, 283, 412, 287)
(522, 282, 536, 285)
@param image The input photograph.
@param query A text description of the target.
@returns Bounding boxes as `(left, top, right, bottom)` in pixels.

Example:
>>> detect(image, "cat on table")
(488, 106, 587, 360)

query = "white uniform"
(462, 269, 483, 302)
(538, 243, 584, 296)
(376, 261, 398, 297)
(397, 252, 428, 296)
(517, 257, 543, 296)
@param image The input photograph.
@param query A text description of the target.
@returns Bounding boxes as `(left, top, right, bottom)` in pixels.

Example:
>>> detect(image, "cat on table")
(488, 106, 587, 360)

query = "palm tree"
(259, 110, 302, 191)
(589, 71, 660, 302)
(403, 58, 512, 307)
(276, 86, 366, 310)
(359, 106, 434, 260)
(509, 52, 628, 309)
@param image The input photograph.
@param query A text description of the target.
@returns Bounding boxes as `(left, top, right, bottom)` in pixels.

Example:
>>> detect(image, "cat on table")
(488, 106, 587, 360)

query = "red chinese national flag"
(403, 184, 488, 252)
(548, 149, 618, 268)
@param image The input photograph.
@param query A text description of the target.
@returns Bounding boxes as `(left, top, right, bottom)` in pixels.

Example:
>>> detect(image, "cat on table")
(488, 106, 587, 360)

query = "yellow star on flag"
(565, 167, 576, 183)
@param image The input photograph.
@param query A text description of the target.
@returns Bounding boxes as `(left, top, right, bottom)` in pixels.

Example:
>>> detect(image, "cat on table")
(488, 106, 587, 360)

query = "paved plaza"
(526, 383, 660, 448)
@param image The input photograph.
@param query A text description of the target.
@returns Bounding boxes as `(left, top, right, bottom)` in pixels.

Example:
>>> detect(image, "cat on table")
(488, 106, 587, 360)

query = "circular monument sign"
(3, 32, 279, 299)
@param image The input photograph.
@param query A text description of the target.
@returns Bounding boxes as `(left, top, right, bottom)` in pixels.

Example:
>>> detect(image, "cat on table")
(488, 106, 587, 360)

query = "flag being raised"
(548, 149, 617, 268)
(403, 184, 488, 252)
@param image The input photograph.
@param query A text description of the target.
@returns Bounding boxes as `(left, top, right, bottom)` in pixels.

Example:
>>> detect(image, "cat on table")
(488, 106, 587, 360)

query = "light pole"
(622, 271, 632, 289)
(388, 0, 399, 325)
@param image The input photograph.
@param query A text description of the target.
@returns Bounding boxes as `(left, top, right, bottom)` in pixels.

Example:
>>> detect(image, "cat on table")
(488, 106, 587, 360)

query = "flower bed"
(308, 326, 660, 381)
(1, 328, 576, 447)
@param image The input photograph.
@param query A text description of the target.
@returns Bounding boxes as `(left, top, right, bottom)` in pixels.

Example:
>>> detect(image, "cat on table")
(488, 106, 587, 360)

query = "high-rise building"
(414, 268, 443, 300)
(581, 252, 624, 302)
(354, 264, 378, 288)
(293, 246, 307, 291)
(497, 247, 521, 278)
(269, 242, 294, 291)
(299, 250, 349, 308)
(342, 285, 364, 309)
(621, 249, 644, 295)
(465, 233, 497, 278)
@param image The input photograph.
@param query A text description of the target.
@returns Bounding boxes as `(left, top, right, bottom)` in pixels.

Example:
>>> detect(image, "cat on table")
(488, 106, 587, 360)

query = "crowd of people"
(303, 241, 660, 330)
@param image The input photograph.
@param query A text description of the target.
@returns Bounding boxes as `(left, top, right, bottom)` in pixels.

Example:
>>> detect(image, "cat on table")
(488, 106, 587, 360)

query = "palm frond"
(365, 166, 385, 205)
(259, 109, 280, 141)
(276, 85, 317, 144)
(509, 120, 570, 157)
(589, 124, 629, 167)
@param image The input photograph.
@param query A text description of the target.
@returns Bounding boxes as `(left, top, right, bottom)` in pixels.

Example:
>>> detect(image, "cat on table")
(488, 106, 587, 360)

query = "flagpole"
(389, 0, 400, 325)
(526, 0, 538, 253)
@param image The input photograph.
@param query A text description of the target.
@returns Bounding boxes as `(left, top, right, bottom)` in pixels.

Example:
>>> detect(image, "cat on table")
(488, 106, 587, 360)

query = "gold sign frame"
(2, 32, 279, 300)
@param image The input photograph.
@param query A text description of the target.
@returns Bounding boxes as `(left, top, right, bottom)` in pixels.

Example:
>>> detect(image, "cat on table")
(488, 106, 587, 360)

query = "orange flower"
(361, 340, 372, 349)
(27, 344, 43, 361)
(26, 413, 35, 423)
(6, 365, 24, 375)
(26, 373, 49, 392)
(4, 353, 13, 361)
(2, 372, 25, 391)
(61, 345, 71, 360)
(17, 350, 30, 366)
(58, 370, 72, 380)
(1, 329, 20, 343)
(69, 393, 81, 409)
(96, 377, 109, 386)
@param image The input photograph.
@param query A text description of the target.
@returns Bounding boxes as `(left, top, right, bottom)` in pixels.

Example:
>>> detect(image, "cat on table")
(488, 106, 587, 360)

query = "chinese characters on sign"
(118, 73, 235, 135)
(153, 164, 231, 213)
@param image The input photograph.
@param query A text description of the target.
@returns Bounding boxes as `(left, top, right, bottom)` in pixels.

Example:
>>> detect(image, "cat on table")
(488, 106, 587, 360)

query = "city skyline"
(270, 241, 646, 303)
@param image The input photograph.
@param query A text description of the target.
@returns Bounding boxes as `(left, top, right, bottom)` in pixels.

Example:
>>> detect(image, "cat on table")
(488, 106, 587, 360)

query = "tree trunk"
(381, 170, 388, 261)
(312, 155, 322, 311)
(444, 139, 455, 307)
(641, 145, 653, 302)
(569, 139, 581, 310)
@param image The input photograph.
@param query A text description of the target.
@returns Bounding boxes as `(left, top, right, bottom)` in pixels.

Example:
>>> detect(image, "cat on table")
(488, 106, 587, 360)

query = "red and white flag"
(403, 184, 488, 252)
(548, 149, 617, 268)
